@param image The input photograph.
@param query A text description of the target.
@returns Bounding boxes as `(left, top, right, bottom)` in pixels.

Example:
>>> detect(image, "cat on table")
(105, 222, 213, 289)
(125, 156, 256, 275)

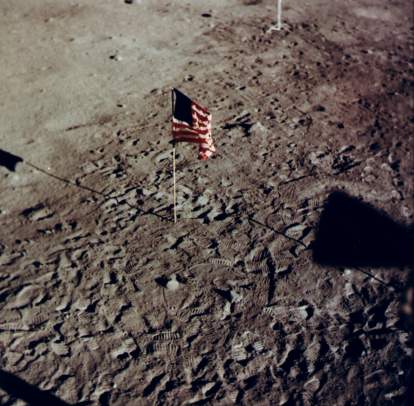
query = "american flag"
(171, 88, 216, 160)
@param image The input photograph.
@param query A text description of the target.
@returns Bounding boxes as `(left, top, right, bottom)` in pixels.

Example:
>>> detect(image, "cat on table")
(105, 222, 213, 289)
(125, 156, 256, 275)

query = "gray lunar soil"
(0, 0, 413, 405)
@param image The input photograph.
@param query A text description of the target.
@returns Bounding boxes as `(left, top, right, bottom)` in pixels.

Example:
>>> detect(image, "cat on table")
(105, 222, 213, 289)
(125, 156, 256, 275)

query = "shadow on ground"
(312, 191, 414, 268)
(0, 369, 72, 406)
(0, 149, 23, 172)
(312, 191, 414, 405)
(0, 148, 169, 221)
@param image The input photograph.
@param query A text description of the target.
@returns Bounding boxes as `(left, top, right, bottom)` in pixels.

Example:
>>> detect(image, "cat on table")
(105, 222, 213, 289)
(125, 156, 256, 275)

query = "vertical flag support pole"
(171, 89, 177, 223)
(172, 146, 177, 223)
(277, 0, 282, 31)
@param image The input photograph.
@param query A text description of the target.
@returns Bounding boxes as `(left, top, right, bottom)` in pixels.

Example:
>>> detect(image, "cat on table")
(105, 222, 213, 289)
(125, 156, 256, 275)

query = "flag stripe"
(173, 134, 210, 141)
(172, 121, 209, 131)
(173, 136, 209, 144)
(172, 117, 209, 127)
(173, 122, 210, 133)
(172, 127, 210, 136)
(192, 112, 210, 124)
(173, 133, 207, 140)
(193, 101, 209, 115)
(172, 133, 213, 146)
(192, 107, 209, 119)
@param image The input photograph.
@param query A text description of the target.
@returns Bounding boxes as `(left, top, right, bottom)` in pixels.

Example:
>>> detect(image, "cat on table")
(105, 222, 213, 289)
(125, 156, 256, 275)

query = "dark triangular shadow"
(313, 191, 414, 406)
(0, 149, 24, 172)
(0, 369, 71, 405)
(312, 191, 414, 268)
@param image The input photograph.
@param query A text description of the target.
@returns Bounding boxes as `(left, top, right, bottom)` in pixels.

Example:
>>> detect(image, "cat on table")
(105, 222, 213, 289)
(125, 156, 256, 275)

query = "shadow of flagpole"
(26, 162, 107, 197)
(0, 147, 170, 222)
(24, 161, 171, 222)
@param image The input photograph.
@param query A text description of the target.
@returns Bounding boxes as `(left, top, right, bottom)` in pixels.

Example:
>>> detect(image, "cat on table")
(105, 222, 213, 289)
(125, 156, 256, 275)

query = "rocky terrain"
(0, 0, 413, 404)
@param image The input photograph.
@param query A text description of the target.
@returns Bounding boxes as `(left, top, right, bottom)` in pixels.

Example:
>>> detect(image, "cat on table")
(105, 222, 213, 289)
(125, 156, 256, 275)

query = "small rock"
(230, 290, 243, 303)
(109, 54, 122, 61)
(196, 194, 209, 206)
(221, 301, 232, 319)
(166, 275, 180, 291)
(250, 121, 267, 137)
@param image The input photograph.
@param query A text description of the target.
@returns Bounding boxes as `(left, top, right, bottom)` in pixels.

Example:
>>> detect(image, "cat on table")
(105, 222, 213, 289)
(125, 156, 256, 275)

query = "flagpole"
(266, 0, 282, 33)
(277, 0, 282, 31)
(173, 146, 177, 223)
(171, 89, 177, 223)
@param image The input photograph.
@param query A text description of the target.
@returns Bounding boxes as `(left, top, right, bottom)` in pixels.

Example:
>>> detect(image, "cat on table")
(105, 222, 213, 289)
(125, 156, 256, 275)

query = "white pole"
(172, 146, 177, 223)
(171, 88, 177, 224)
(277, 0, 282, 30)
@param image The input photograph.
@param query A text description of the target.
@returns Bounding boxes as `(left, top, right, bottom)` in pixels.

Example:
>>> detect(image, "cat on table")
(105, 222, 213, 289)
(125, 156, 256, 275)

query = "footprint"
(304, 335, 322, 373)
(22, 311, 50, 329)
(152, 331, 181, 341)
(7, 285, 44, 309)
(263, 304, 313, 321)
(209, 258, 234, 267)
(177, 306, 209, 322)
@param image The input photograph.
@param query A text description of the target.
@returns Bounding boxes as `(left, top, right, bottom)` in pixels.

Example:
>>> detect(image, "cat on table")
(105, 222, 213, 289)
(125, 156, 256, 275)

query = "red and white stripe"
(172, 101, 215, 160)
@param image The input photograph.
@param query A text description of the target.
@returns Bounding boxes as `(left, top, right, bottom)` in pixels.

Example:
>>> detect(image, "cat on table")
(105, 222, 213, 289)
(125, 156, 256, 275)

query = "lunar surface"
(0, 0, 413, 405)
